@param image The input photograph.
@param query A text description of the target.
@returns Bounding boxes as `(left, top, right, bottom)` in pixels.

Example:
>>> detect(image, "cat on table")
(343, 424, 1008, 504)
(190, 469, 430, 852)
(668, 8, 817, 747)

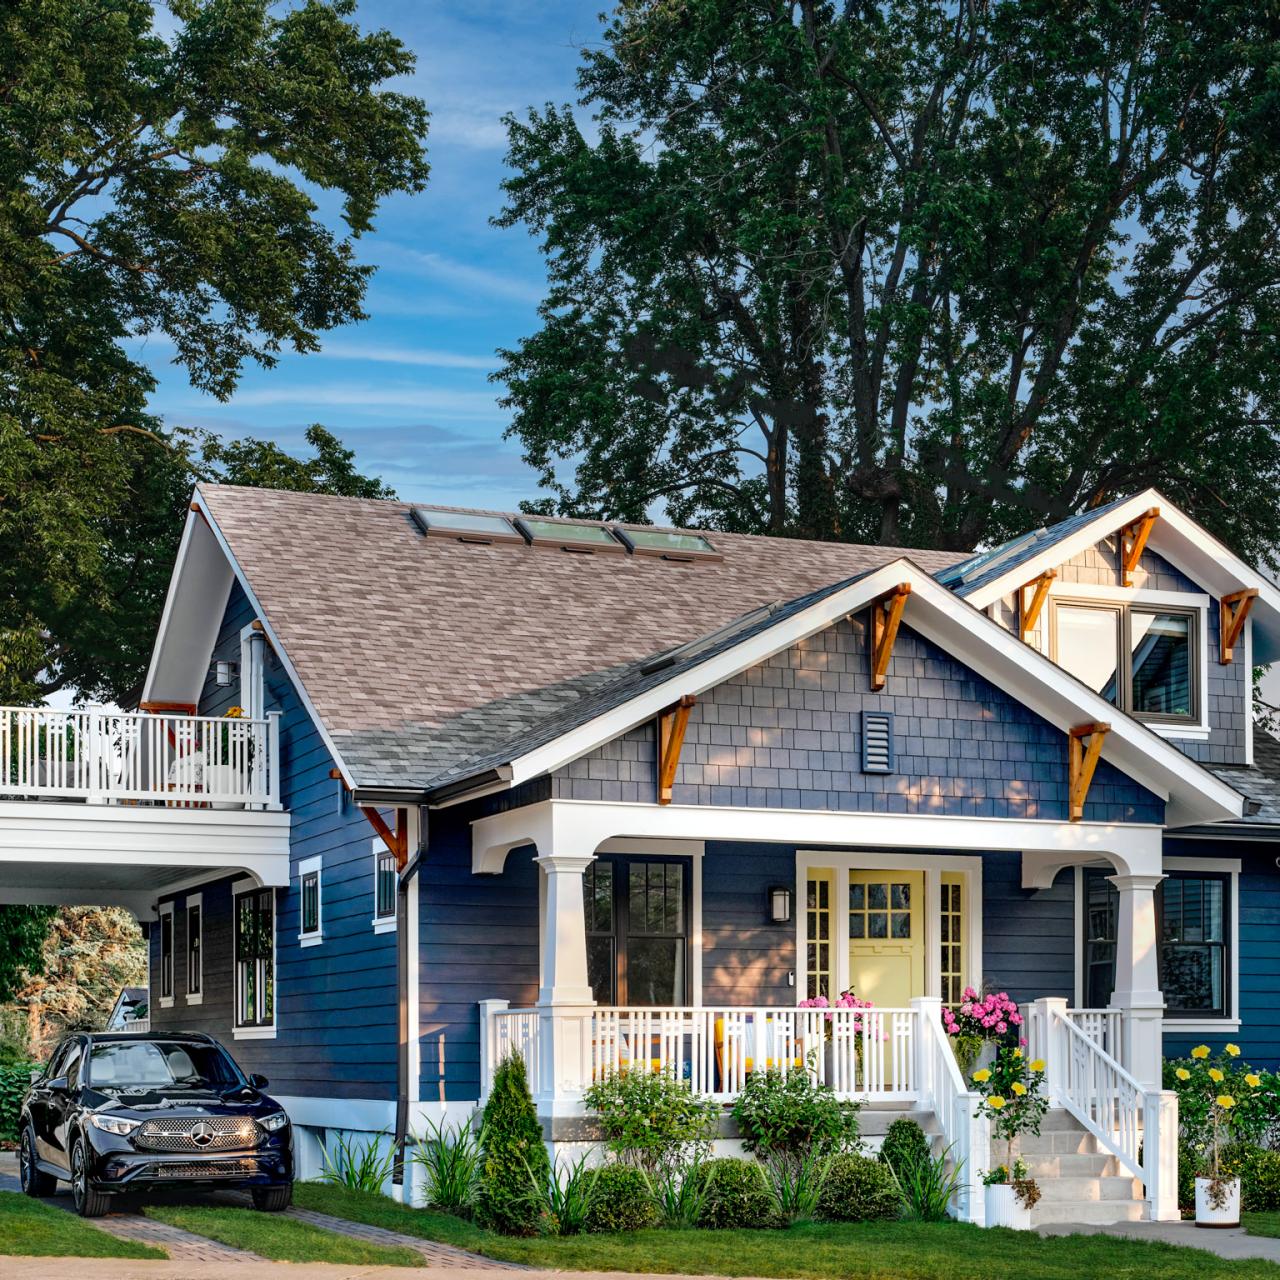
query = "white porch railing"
(0, 706, 280, 808)
(1023, 1005, 1123, 1064)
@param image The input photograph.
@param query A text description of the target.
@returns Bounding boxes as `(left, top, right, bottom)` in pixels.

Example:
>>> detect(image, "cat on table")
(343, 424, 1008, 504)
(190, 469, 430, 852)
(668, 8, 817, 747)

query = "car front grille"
(150, 1158, 260, 1180)
(135, 1116, 260, 1153)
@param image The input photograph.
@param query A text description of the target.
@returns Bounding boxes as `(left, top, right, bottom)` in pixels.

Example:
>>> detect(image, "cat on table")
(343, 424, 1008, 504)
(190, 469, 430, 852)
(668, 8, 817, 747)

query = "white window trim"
(795, 850, 984, 1003)
(1073, 857, 1241, 1031)
(231, 875, 277, 1040)
(1042, 584, 1211, 739)
(371, 838, 397, 933)
(184, 892, 203, 1005)
(298, 855, 323, 947)
(157, 901, 175, 1009)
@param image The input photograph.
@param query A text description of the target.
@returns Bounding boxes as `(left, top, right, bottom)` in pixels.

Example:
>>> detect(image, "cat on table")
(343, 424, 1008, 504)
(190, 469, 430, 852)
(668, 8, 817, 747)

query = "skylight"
(614, 527, 722, 562)
(411, 507, 523, 544)
(514, 517, 625, 553)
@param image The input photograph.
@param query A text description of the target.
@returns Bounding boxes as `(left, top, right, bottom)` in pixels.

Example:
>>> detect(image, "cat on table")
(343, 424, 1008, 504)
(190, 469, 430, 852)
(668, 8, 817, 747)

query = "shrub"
(0, 1062, 36, 1142)
(694, 1157, 774, 1229)
(1177, 1139, 1198, 1212)
(537, 1152, 599, 1236)
(411, 1115, 484, 1216)
(764, 1147, 830, 1225)
(475, 1055, 551, 1236)
(318, 1131, 395, 1193)
(878, 1117, 930, 1178)
(584, 1163, 657, 1233)
(731, 1068, 860, 1165)
(1165, 1047, 1272, 1159)
(652, 1160, 711, 1229)
(584, 1069, 718, 1175)
(817, 1152, 901, 1223)
(890, 1144, 963, 1222)
(1241, 1147, 1280, 1212)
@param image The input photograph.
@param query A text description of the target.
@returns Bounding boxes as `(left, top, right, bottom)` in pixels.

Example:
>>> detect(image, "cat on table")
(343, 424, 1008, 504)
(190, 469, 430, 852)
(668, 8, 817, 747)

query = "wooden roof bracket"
(1118, 507, 1159, 587)
(657, 695, 697, 805)
(1220, 588, 1260, 664)
(1018, 570, 1057, 642)
(363, 805, 410, 871)
(1068, 722, 1110, 822)
(870, 584, 912, 691)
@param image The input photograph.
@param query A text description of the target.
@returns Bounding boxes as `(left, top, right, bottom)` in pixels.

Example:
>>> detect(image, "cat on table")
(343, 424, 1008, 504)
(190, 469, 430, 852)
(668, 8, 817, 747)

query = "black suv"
(18, 1032, 293, 1216)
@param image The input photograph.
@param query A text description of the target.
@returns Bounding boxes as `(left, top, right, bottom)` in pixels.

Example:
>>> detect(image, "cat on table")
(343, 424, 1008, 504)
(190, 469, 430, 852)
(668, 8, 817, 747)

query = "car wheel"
(250, 1183, 292, 1212)
(70, 1137, 110, 1218)
(19, 1128, 57, 1198)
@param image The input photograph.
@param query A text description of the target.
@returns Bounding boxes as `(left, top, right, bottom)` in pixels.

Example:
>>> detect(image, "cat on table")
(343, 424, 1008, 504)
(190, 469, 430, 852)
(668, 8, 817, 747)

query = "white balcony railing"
(0, 706, 280, 809)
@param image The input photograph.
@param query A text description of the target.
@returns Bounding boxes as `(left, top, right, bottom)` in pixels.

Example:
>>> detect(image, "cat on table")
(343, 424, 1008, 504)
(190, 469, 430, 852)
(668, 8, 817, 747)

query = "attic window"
(514, 517, 625, 554)
(862, 712, 895, 773)
(614, 527, 722, 562)
(411, 507, 523, 545)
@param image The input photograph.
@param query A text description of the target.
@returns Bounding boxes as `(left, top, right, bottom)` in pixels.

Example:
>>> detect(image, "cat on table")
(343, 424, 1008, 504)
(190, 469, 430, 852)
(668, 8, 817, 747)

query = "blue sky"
(142, 1, 603, 510)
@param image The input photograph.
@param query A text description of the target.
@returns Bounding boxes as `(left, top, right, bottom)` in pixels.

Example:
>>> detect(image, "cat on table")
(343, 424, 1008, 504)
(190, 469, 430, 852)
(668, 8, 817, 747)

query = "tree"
(0, 908, 55, 1007)
(496, 1, 1280, 563)
(1, 0, 428, 705)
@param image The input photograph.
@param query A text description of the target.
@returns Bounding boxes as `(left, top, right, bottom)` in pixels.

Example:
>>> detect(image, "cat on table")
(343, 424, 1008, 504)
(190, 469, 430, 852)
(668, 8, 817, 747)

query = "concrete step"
(1035, 1175, 1142, 1204)
(1037, 1108, 1093, 1132)
(858, 1107, 941, 1137)
(1031, 1199, 1146, 1226)
(1020, 1152, 1119, 1178)
(1015, 1128, 1100, 1155)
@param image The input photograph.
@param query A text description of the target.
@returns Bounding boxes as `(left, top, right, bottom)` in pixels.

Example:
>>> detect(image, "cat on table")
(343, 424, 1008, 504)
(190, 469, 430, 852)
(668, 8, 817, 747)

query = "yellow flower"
(1029, 1059, 1046, 1073)
(1175, 1068, 1191, 1082)
(1013, 1048, 1023, 1059)
(1011, 1081, 1027, 1096)
(1225, 1044, 1241, 1058)
(972, 1069, 992, 1083)
(1191, 1045, 1210, 1060)
(988, 1096, 1007, 1110)
(1217, 1095, 1236, 1109)
(1208, 1067, 1225, 1083)
(1246, 1074, 1262, 1088)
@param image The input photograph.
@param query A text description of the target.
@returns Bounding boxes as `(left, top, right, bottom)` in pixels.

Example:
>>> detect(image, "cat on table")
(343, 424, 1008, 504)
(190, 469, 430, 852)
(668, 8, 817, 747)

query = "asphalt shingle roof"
(1213, 731, 1280, 826)
(198, 485, 966, 790)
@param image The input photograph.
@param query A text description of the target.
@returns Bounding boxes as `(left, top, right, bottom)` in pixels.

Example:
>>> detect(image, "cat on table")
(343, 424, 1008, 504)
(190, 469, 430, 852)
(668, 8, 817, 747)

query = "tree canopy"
(1, 0, 426, 705)
(496, 0, 1280, 563)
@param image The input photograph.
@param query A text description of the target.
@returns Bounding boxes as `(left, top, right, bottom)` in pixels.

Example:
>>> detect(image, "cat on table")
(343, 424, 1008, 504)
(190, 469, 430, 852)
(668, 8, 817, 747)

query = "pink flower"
(996, 1021, 1008, 1034)
(1009, 1013, 1023, 1026)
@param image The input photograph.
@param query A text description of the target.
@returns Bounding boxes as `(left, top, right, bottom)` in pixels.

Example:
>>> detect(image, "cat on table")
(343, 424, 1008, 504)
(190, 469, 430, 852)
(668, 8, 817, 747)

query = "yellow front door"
(846, 871, 925, 1006)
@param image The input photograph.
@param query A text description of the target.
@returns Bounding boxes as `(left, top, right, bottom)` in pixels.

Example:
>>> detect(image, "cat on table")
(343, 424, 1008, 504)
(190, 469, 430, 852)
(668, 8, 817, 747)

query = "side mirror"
(46, 1076, 68, 1092)
(248, 1073, 269, 1090)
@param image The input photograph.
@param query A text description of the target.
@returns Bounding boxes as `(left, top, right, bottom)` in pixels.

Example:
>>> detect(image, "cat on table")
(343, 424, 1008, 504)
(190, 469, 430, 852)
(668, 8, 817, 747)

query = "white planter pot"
(1195, 1176, 1241, 1228)
(203, 764, 246, 809)
(985, 1183, 1032, 1230)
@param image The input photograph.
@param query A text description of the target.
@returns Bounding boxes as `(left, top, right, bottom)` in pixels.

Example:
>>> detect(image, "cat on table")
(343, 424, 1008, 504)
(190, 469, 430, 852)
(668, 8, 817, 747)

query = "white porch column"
(1107, 872, 1165, 1091)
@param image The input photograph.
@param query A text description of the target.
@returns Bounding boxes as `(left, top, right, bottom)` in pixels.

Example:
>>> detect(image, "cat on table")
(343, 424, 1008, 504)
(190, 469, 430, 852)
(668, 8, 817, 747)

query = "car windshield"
(87, 1041, 244, 1091)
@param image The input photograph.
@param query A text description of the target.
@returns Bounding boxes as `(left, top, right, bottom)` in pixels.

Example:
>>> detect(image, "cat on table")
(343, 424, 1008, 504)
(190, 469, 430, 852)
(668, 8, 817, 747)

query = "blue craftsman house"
(3, 485, 1279, 1225)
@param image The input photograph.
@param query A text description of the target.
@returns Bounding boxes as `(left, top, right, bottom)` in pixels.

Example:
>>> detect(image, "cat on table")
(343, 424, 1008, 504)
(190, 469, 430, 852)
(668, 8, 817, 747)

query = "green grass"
(0, 1191, 165, 1259)
(1245, 1212, 1280, 1239)
(293, 1182, 1280, 1280)
(143, 1203, 424, 1266)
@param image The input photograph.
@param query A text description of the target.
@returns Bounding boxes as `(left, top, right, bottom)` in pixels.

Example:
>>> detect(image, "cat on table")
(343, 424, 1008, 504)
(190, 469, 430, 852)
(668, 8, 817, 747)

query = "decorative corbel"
(1018, 570, 1057, 642)
(1220, 588, 1259, 665)
(363, 806, 410, 871)
(1068, 723, 1110, 822)
(870, 585, 912, 691)
(656, 695, 696, 805)
(1118, 507, 1159, 587)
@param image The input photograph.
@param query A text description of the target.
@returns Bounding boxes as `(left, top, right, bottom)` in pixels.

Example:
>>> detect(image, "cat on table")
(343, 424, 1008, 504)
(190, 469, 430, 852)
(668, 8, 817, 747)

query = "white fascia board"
(503, 561, 1242, 828)
(191, 488, 358, 788)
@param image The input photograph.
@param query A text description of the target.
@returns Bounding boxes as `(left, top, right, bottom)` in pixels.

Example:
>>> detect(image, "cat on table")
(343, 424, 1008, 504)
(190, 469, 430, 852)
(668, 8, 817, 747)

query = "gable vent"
(862, 712, 895, 774)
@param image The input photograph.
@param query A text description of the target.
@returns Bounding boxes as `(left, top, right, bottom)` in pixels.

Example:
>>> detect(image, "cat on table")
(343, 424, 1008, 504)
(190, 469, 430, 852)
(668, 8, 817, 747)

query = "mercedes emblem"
(190, 1121, 215, 1148)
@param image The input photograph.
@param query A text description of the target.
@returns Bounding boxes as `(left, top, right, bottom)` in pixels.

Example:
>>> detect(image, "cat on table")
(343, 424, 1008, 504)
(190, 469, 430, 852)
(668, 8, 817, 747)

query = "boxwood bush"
(878, 1117, 930, 1177)
(1241, 1147, 1280, 1212)
(584, 1163, 657, 1233)
(817, 1152, 902, 1222)
(695, 1157, 774, 1229)
(0, 1062, 35, 1142)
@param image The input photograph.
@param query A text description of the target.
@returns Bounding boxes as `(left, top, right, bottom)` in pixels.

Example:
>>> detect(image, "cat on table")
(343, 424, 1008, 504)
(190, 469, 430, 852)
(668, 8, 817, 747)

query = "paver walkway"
(1037, 1216, 1280, 1264)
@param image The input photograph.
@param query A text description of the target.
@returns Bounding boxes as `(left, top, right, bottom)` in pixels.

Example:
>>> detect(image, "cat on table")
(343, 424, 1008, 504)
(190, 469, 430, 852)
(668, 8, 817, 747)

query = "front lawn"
(1246, 1213, 1280, 1239)
(143, 1203, 424, 1266)
(294, 1183, 1280, 1280)
(0, 1191, 164, 1259)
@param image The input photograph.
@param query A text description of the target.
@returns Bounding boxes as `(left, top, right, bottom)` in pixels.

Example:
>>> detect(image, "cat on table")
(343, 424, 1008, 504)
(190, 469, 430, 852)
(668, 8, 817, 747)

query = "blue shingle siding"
(981, 855, 1075, 1007)
(147, 582, 399, 1101)
(553, 618, 1163, 823)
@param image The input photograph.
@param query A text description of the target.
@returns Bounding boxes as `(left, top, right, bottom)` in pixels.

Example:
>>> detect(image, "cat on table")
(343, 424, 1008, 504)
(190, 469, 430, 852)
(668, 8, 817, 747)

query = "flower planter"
(985, 1182, 1032, 1230)
(1195, 1176, 1241, 1228)
(203, 764, 248, 809)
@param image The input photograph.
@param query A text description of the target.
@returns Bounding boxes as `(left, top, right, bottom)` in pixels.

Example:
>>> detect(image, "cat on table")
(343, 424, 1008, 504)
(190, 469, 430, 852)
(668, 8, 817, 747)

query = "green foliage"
(651, 1160, 711, 1230)
(411, 1116, 485, 1217)
(972, 1047, 1049, 1169)
(1165, 1048, 1274, 1169)
(1240, 1148, 1280, 1213)
(731, 1068, 860, 1164)
(816, 1152, 902, 1223)
(878, 1118, 931, 1179)
(1177, 1139, 1200, 1212)
(496, 1, 1280, 565)
(318, 1131, 395, 1194)
(583, 1069, 718, 1175)
(0, 1060, 37, 1140)
(0, 906, 55, 1004)
(583, 1163, 657, 1234)
(693, 1158, 773, 1230)
(476, 1055, 551, 1237)
(0, 0, 423, 705)
(888, 1144, 963, 1222)
(535, 1152, 599, 1237)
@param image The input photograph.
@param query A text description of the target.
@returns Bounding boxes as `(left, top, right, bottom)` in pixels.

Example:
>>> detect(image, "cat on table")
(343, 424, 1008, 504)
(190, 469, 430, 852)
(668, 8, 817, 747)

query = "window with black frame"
(374, 848, 397, 924)
(234, 887, 275, 1028)
(159, 907, 174, 1001)
(186, 901, 202, 997)
(1081, 870, 1230, 1018)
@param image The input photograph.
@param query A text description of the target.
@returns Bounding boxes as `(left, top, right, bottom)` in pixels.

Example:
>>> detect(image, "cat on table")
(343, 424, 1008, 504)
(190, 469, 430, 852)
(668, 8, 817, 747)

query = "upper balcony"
(1, 706, 280, 809)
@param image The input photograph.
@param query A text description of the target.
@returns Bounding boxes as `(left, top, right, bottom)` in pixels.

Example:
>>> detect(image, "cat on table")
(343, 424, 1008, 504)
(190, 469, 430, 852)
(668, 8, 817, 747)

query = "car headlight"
(259, 1110, 289, 1132)
(89, 1113, 140, 1137)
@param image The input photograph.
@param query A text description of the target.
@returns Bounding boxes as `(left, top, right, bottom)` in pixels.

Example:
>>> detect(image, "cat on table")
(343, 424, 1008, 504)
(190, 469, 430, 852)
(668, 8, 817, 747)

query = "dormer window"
(1050, 599, 1198, 725)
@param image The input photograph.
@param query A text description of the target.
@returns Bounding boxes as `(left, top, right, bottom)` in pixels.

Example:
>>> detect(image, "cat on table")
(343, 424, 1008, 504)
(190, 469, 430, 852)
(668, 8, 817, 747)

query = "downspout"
(391, 808, 427, 1196)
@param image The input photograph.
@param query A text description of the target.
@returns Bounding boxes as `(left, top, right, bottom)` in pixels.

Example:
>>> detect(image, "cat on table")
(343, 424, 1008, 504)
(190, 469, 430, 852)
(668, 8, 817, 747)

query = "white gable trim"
(499, 561, 1242, 828)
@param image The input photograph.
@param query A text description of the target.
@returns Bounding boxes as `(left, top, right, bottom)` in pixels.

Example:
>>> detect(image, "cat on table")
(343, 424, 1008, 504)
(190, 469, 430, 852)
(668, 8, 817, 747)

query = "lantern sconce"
(768, 885, 792, 925)
(213, 660, 238, 687)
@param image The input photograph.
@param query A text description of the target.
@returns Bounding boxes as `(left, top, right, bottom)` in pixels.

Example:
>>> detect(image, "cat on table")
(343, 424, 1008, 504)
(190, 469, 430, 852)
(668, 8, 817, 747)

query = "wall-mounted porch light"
(213, 659, 237, 687)
(768, 885, 792, 925)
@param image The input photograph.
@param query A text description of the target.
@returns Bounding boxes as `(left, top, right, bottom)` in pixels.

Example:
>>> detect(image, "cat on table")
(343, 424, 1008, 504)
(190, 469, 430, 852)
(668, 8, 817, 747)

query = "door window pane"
(235, 888, 275, 1028)
(807, 875, 832, 999)
(628, 938, 685, 1006)
(1056, 605, 1121, 703)
(1131, 611, 1193, 717)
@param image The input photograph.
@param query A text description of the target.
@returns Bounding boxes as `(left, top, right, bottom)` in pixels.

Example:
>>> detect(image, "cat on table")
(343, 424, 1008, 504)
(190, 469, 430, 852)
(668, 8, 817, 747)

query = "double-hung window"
(158, 903, 174, 1007)
(373, 841, 397, 932)
(1051, 600, 1198, 725)
(235, 887, 275, 1031)
(299, 856, 323, 946)
(186, 895, 202, 1004)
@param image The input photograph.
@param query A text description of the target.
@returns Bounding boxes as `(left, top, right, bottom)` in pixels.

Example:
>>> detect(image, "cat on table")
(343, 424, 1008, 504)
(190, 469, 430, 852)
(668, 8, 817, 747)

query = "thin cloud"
(320, 340, 497, 370)
(379, 244, 546, 304)
(219, 383, 504, 417)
